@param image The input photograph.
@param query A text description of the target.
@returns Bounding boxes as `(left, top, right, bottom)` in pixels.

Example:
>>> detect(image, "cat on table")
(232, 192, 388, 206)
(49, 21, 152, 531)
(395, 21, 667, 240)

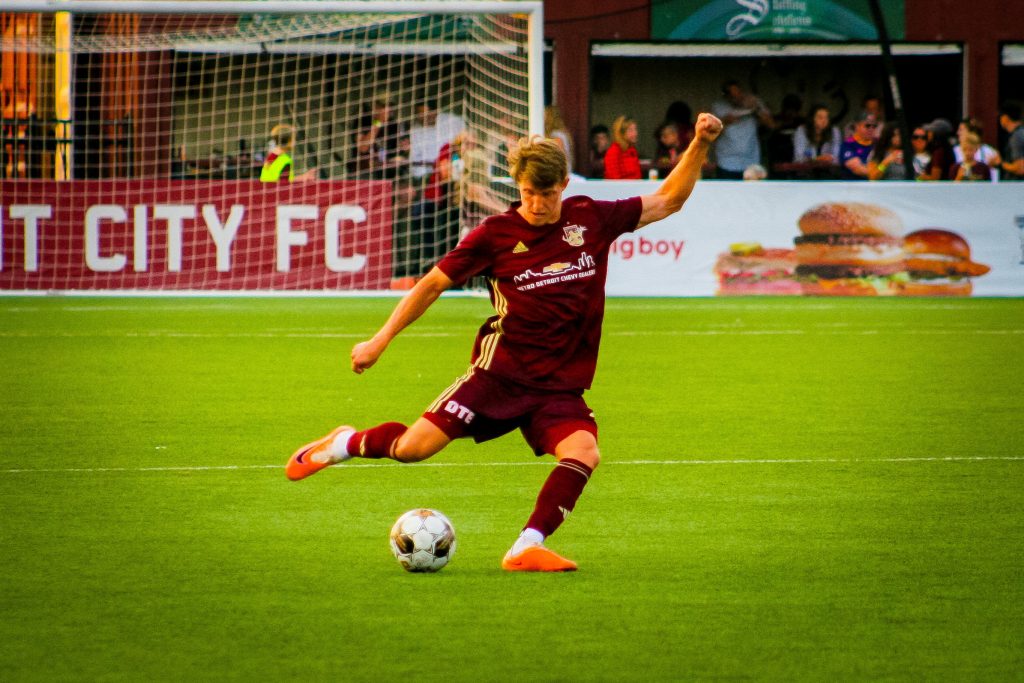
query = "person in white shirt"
(792, 104, 842, 166)
(409, 100, 465, 180)
(953, 117, 1001, 181)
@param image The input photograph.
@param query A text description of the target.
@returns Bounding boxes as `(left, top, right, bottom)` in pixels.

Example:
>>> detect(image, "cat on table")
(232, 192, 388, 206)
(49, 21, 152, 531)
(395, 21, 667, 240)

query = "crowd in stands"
(252, 88, 1022, 286)
(583, 83, 1024, 183)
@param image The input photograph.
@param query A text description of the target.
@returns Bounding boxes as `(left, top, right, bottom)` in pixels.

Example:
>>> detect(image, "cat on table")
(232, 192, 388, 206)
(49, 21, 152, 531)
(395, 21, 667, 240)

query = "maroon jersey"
(436, 195, 643, 391)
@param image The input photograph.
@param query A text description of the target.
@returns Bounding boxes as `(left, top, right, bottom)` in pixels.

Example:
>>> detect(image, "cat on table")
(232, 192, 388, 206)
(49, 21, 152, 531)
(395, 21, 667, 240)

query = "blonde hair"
(611, 115, 636, 149)
(507, 134, 568, 188)
(544, 105, 567, 135)
(270, 123, 294, 148)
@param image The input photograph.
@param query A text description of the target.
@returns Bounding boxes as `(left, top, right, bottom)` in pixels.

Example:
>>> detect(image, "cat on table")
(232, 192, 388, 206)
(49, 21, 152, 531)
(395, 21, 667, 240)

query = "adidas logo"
(559, 506, 571, 519)
(513, 241, 529, 254)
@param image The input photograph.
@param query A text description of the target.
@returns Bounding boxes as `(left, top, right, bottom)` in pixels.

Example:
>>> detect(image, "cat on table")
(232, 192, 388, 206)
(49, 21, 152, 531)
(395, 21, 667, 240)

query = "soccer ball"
(389, 509, 457, 573)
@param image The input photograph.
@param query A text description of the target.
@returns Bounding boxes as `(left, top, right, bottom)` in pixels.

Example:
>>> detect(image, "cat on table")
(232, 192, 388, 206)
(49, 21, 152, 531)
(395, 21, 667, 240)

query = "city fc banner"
(0, 180, 392, 291)
(2, 179, 1023, 296)
(576, 180, 1024, 298)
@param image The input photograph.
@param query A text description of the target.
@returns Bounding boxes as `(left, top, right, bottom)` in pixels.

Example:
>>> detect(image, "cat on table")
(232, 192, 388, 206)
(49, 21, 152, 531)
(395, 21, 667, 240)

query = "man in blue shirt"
(839, 112, 877, 180)
(711, 80, 774, 180)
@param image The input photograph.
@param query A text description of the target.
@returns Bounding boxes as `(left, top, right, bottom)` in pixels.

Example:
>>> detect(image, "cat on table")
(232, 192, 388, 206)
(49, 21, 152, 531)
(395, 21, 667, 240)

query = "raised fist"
(695, 113, 724, 142)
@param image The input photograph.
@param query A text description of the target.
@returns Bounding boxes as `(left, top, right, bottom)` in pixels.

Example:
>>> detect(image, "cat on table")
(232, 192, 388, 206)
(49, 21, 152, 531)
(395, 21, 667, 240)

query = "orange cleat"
(501, 545, 578, 572)
(285, 425, 354, 481)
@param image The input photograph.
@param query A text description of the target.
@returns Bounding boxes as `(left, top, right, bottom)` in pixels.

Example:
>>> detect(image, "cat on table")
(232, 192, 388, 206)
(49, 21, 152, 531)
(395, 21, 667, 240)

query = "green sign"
(652, 0, 904, 41)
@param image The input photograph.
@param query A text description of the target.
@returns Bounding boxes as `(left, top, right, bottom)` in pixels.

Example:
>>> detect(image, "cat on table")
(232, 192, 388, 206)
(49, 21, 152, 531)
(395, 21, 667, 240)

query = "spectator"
(418, 129, 502, 274)
(349, 97, 410, 179)
(954, 117, 1001, 175)
(767, 93, 804, 170)
(868, 122, 909, 180)
(663, 100, 695, 150)
(394, 101, 463, 286)
(846, 94, 886, 140)
(492, 115, 523, 178)
(587, 124, 610, 179)
(603, 115, 642, 179)
(919, 118, 954, 181)
(459, 129, 508, 232)
(862, 95, 886, 122)
(711, 79, 773, 179)
(951, 132, 991, 181)
(652, 122, 687, 179)
(838, 111, 877, 180)
(910, 125, 932, 177)
(409, 99, 465, 181)
(998, 102, 1024, 181)
(416, 133, 459, 276)
(792, 103, 842, 166)
(260, 123, 316, 182)
(544, 106, 574, 174)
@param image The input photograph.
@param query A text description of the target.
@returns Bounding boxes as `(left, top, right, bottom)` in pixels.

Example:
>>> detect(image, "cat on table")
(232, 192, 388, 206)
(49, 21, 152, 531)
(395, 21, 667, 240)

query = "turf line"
(3, 455, 1022, 475)
(1, 329, 1023, 339)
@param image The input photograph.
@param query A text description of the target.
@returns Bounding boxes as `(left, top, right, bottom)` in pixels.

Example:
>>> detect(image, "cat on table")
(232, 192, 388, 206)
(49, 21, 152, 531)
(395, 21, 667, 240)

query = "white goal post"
(0, 0, 543, 293)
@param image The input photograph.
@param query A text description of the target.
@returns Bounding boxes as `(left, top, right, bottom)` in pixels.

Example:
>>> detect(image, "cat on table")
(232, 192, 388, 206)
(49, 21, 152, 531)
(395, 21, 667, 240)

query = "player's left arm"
(637, 113, 723, 229)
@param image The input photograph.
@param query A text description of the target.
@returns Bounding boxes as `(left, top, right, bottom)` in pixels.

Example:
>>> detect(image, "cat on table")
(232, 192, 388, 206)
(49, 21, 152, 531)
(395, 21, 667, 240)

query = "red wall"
(905, 0, 1024, 140)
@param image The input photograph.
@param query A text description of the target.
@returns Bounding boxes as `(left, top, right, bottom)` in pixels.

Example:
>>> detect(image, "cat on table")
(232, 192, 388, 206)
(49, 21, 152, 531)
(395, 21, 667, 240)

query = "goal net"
(0, 1, 541, 292)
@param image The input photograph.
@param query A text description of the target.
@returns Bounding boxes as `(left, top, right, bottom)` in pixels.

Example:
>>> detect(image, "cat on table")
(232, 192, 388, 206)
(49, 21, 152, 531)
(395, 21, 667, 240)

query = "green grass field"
(1, 296, 1022, 681)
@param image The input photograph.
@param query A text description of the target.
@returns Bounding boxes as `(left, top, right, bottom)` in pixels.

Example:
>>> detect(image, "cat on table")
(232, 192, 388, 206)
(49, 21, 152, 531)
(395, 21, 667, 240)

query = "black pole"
(868, 0, 916, 180)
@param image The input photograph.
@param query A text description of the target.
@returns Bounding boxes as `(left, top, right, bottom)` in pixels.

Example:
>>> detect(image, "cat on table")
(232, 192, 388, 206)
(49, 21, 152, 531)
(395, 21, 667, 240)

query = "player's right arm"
(351, 267, 453, 373)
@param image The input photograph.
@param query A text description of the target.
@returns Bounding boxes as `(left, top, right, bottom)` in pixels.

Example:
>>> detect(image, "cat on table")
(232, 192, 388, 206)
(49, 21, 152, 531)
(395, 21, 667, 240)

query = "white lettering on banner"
(202, 204, 244, 272)
(276, 205, 316, 273)
(154, 205, 196, 273)
(726, 0, 769, 37)
(612, 237, 685, 261)
(6, 205, 51, 272)
(85, 204, 238, 273)
(133, 205, 148, 272)
(324, 204, 368, 273)
(85, 205, 128, 272)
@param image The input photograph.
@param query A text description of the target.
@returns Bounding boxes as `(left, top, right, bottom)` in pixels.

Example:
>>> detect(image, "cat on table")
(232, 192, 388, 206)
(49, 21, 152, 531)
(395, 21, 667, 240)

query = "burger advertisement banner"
(565, 180, 1024, 297)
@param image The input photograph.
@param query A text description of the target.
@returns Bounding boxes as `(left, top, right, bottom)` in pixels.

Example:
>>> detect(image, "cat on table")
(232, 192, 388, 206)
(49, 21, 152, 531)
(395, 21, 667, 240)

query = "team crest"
(562, 224, 586, 247)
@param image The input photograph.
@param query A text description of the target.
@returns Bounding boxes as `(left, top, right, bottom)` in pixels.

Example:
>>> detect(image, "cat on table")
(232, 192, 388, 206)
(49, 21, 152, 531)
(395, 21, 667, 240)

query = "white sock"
(509, 528, 545, 556)
(327, 428, 356, 463)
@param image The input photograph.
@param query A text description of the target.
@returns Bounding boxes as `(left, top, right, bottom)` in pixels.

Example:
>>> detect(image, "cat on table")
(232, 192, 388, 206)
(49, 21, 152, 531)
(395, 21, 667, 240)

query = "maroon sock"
(524, 458, 593, 538)
(347, 422, 407, 459)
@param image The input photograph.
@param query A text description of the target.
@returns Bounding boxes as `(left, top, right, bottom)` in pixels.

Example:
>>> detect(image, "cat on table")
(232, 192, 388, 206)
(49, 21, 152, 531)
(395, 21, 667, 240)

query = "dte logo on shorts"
(444, 400, 475, 424)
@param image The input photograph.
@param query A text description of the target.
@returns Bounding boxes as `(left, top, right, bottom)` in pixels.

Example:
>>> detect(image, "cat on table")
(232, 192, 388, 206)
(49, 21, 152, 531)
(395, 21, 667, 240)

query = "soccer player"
(286, 112, 724, 571)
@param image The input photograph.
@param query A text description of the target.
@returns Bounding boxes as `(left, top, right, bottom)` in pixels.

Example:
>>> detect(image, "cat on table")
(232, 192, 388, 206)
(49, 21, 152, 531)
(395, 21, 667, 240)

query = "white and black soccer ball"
(389, 509, 456, 573)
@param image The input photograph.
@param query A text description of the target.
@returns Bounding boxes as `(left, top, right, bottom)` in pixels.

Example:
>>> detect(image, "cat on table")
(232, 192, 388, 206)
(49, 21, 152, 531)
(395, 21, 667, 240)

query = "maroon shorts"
(422, 367, 597, 456)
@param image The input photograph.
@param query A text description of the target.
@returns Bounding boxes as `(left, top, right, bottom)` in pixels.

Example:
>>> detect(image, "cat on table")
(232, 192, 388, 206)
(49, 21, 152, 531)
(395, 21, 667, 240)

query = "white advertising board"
(567, 180, 1024, 297)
